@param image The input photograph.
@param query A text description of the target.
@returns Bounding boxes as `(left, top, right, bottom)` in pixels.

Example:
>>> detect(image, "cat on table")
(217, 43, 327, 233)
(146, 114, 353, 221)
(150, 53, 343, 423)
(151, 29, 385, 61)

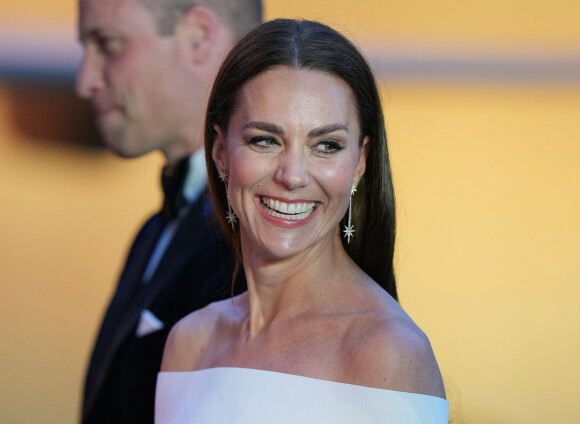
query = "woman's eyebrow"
(243, 122, 348, 137)
(243, 122, 285, 135)
(308, 124, 348, 138)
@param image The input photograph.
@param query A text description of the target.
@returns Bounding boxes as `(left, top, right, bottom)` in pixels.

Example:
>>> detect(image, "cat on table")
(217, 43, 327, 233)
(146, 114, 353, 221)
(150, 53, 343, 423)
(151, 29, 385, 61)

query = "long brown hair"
(204, 19, 398, 300)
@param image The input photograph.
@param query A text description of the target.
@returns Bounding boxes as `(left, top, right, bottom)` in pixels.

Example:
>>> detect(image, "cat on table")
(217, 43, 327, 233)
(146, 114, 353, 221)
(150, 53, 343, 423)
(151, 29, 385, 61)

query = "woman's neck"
(240, 233, 355, 337)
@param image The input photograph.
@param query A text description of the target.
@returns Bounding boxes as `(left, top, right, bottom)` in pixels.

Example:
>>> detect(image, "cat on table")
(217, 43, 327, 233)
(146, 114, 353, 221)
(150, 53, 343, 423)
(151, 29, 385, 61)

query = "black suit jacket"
(82, 189, 240, 424)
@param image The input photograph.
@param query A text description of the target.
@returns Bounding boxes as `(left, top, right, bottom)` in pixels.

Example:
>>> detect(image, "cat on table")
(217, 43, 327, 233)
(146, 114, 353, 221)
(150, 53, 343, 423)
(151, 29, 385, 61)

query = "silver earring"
(343, 184, 356, 243)
(219, 170, 237, 227)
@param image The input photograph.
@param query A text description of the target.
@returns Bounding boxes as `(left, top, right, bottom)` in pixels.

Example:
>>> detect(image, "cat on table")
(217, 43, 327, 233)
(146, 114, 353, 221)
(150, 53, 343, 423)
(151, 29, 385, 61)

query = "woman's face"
(213, 66, 368, 261)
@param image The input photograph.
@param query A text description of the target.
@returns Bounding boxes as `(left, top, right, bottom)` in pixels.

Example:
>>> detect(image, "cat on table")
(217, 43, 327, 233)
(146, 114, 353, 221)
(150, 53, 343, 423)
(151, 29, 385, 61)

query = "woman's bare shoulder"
(160, 295, 244, 372)
(346, 301, 446, 399)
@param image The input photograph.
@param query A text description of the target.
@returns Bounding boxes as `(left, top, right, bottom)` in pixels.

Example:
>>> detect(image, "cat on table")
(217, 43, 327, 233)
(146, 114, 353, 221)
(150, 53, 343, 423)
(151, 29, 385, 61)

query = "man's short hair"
(139, 0, 263, 39)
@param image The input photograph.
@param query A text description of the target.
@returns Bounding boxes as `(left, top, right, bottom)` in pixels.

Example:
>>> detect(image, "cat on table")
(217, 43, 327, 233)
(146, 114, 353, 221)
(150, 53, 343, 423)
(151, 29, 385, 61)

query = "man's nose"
(75, 51, 105, 99)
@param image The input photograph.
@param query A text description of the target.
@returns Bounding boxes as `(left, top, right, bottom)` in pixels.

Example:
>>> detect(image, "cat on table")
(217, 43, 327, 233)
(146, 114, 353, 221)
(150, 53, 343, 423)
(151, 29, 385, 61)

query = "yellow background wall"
(1, 1, 579, 423)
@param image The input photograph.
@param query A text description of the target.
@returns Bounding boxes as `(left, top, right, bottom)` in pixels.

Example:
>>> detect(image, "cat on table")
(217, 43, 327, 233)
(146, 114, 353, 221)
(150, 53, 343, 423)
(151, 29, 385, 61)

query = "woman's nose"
(274, 148, 309, 190)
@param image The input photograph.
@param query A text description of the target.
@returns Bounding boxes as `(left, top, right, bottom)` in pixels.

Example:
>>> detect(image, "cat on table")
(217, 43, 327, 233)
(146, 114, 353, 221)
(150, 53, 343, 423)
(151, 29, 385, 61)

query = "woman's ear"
(354, 136, 370, 186)
(212, 124, 228, 174)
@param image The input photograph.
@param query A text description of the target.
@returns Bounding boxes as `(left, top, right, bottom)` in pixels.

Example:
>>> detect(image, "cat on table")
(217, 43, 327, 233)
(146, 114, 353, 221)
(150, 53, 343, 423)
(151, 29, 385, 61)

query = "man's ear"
(354, 136, 370, 186)
(212, 124, 229, 174)
(175, 6, 220, 65)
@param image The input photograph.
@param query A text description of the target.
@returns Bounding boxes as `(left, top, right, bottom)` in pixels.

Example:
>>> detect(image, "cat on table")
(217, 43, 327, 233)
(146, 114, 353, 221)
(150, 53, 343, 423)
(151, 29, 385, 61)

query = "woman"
(156, 19, 448, 423)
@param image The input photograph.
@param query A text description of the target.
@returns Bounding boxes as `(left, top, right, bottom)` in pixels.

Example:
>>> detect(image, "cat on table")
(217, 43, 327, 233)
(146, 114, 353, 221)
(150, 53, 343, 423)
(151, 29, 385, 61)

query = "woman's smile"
(258, 196, 320, 225)
(213, 66, 367, 258)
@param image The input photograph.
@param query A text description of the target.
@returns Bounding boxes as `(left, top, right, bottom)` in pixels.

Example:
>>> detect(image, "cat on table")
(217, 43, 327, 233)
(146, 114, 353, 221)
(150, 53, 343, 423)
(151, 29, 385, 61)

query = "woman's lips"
(260, 196, 317, 221)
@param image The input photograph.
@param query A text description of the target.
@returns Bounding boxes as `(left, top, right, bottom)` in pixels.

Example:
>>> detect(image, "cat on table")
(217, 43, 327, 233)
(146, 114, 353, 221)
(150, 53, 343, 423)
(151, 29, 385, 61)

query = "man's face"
(77, 0, 198, 159)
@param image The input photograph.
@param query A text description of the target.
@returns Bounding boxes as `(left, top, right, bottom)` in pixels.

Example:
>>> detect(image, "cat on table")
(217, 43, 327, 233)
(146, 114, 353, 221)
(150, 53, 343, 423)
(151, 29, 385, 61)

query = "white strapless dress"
(155, 367, 449, 423)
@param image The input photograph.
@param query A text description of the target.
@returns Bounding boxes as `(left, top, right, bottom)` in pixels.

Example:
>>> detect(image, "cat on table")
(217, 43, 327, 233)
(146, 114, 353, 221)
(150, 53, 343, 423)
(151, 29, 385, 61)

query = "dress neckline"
(160, 366, 448, 403)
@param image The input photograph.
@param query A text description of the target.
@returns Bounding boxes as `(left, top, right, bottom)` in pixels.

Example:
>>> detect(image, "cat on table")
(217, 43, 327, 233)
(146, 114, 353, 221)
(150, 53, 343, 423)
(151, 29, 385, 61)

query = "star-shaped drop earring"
(343, 184, 357, 243)
(219, 169, 237, 228)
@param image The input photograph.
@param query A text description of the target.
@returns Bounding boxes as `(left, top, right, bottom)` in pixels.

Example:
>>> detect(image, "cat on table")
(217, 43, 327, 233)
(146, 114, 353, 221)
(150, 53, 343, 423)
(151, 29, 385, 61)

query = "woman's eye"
(246, 136, 279, 148)
(314, 140, 344, 154)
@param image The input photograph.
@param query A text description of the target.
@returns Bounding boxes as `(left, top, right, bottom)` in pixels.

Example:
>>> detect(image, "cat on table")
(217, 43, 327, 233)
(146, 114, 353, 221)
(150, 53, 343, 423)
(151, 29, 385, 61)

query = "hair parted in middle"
(205, 18, 398, 300)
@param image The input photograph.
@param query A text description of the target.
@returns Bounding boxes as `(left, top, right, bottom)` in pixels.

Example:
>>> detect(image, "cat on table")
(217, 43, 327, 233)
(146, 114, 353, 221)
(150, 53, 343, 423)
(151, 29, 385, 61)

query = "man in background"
(76, 0, 262, 422)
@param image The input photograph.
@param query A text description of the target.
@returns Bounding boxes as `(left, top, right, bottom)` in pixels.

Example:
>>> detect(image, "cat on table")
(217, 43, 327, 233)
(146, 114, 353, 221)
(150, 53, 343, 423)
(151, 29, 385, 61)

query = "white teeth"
(262, 196, 316, 220)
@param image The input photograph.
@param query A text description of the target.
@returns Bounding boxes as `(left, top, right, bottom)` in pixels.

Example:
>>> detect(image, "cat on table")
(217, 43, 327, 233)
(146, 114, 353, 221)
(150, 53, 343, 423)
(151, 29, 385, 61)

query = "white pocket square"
(136, 309, 165, 338)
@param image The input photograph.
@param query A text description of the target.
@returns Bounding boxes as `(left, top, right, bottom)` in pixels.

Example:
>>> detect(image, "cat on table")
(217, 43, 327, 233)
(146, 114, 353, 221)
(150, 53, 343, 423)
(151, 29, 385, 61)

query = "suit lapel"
(95, 192, 212, 367)
(84, 214, 164, 416)
(128, 192, 215, 323)
(85, 192, 219, 419)
(107, 215, 165, 323)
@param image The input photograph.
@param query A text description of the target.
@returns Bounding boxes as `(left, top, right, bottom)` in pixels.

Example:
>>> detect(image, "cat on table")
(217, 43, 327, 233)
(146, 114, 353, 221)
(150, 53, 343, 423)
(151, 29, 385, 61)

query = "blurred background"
(1, 0, 578, 422)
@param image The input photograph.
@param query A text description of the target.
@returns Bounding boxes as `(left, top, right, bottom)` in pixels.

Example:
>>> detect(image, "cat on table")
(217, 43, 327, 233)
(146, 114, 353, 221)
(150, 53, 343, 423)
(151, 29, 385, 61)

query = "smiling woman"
(206, 20, 399, 298)
(156, 19, 448, 423)
(211, 66, 367, 261)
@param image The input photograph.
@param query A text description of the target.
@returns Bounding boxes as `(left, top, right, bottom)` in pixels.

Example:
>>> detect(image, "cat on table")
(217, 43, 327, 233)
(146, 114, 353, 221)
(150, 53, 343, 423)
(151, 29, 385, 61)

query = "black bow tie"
(161, 157, 190, 222)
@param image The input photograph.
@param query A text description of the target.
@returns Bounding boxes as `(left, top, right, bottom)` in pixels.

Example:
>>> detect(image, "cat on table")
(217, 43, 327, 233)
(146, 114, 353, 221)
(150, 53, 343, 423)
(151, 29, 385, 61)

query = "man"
(76, 0, 262, 422)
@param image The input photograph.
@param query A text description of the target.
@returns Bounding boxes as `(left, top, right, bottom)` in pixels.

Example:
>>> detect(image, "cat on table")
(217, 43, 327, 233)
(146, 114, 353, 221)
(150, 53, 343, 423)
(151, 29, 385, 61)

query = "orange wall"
(1, 1, 579, 423)
(384, 82, 580, 423)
